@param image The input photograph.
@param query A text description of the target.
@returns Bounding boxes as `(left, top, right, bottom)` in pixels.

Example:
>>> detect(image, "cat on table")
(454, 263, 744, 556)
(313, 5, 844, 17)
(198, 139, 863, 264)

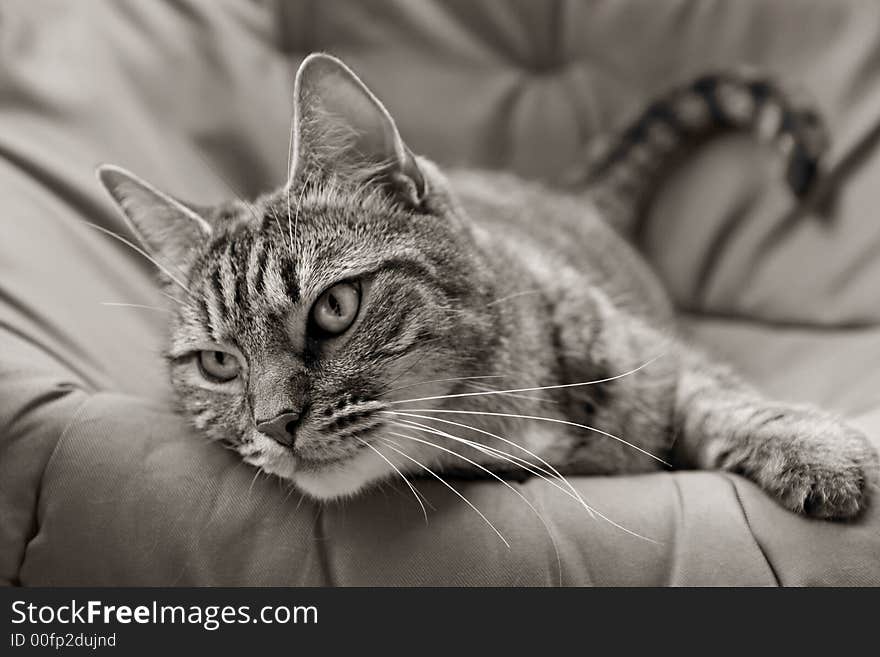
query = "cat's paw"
(765, 441, 874, 520)
(719, 408, 878, 520)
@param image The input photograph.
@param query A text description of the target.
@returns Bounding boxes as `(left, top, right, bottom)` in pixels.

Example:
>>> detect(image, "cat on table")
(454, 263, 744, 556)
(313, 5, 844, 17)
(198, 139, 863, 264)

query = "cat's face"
(164, 183, 490, 500)
(98, 54, 498, 499)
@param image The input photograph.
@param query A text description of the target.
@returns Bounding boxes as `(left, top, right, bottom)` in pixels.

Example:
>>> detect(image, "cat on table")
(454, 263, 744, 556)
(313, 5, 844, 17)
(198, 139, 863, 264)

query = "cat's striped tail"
(580, 69, 829, 235)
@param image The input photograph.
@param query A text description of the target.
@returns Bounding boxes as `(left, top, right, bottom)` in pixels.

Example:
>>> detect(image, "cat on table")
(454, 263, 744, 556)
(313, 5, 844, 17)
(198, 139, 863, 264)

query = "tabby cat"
(98, 54, 877, 519)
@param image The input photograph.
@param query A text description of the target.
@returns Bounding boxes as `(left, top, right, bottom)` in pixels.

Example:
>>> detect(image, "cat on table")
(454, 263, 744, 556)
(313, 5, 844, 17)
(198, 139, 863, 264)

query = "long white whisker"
(247, 466, 263, 497)
(387, 430, 562, 584)
(158, 290, 187, 308)
(281, 480, 303, 505)
(292, 168, 316, 254)
(381, 410, 597, 520)
(380, 375, 510, 398)
(392, 408, 671, 468)
(388, 353, 667, 405)
(82, 221, 191, 294)
(379, 439, 510, 548)
(265, 200, 289, 255)
(376, 350, 435, 394)
(284, 108, 301, 253)
(99, 302, 170, 313)
(391, 426, 590, 522)
(386, 424, 653, 543)
(388, 418, 588, 511)
(354, 436, 428, 524)
(485, 289, 540, 307)
(385, 420, 655, 543)
(464, 381, 556, 404)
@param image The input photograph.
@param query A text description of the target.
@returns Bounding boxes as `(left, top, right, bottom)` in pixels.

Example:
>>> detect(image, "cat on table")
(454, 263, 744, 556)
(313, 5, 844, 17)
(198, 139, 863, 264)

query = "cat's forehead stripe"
(193, 230, 310, 342)
(201, 273, 224, 340)
(190, 204, 453, 344)
(228, 235, 252, 310)
(261, 247, 293, 307)
(246, 237, 267, 298)
(219, 241, 240, 314)
(200, 238, 245, 338)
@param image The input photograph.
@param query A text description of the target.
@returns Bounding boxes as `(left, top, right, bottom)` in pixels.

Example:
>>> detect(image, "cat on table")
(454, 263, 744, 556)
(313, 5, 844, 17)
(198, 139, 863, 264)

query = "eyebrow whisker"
(81, 221, 192, 296)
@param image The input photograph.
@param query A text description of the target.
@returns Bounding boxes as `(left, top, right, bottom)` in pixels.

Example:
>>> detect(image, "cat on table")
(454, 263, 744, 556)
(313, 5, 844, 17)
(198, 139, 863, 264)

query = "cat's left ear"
(97, 165, 212, 265)
(289, 53, 427, 207)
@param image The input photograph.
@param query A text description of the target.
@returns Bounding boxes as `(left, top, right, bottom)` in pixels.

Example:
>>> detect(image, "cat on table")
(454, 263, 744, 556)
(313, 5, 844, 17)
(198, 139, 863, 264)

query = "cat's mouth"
(288, 430, 398, 500)
(243, 419, 394, 499)
(293, 448, 363, 471)
(290, 425, 382, 471)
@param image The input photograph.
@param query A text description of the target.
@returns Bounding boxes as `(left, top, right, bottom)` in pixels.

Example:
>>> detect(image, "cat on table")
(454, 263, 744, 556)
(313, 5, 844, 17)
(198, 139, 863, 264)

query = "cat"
(97, 53, 877, 520)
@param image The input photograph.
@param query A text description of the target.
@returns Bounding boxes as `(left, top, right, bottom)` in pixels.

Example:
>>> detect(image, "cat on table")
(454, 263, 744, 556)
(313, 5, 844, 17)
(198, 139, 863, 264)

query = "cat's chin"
(241, 431, 399, 501)
(286, 446, 397, 501)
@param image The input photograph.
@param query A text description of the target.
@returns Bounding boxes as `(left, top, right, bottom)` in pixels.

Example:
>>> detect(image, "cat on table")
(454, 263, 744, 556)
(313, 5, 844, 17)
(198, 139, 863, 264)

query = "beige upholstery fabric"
(1, 0, 879, 585)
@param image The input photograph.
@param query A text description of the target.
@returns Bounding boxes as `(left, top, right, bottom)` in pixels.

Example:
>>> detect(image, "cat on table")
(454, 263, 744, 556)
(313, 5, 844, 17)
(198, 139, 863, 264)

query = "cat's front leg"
(671, 351, 878, 519)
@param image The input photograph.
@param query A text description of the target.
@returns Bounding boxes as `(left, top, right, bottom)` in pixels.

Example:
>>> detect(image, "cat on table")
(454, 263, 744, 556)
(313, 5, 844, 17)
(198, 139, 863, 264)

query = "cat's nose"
(256, 411, 301, 448)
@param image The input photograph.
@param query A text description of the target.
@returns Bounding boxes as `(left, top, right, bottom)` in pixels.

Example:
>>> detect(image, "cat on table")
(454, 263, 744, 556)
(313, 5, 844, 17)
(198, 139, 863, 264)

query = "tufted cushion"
(1, 0, 879, 585)
(294, 0, 880, 326)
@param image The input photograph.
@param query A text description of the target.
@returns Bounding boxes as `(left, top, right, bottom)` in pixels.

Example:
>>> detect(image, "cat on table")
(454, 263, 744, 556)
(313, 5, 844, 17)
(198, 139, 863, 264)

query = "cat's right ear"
(96, 165, 212, 265)
(288, 53, 427, 208)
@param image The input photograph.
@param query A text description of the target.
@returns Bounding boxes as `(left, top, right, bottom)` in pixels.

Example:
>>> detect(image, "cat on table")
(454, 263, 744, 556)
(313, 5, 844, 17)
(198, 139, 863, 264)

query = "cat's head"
(98, 54, 503, 499)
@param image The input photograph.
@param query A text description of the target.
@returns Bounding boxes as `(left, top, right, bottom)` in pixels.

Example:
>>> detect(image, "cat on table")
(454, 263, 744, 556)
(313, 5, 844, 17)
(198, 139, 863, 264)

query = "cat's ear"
(289, 53, 427, 207)
(97, 165, 212, 265)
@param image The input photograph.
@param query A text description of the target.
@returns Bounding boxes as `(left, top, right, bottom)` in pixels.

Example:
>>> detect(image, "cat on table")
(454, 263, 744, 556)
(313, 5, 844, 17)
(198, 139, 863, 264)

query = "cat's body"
(98, 54, 877, 520)
(440, 169, 676, 476)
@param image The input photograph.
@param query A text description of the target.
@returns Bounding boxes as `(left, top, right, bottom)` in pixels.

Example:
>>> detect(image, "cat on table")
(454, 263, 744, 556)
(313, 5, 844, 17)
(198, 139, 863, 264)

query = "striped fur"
(98, 54, 876, 518)
(582, 69, 829, 235)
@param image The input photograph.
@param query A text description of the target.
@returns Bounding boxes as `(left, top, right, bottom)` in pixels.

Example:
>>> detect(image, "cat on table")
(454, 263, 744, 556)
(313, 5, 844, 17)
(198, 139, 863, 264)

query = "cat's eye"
(312, 281, 361, 335)
(198, 350, 241, 382)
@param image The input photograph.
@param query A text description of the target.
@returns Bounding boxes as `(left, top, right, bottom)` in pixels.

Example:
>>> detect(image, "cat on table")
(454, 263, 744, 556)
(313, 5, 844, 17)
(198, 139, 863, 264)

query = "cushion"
(2, 0, 879, 586)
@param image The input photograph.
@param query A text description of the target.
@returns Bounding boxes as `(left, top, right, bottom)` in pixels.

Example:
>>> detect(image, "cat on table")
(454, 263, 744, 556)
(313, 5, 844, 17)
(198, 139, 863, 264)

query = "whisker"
(158, 290, 187, 308)
(392, 408, 671, 468)
(287, 125, 295, 253)
(247, 466, 264, 497)
(354, 436, 428, 524)
(368, 336, 451, 397)
(388, 353, 667, 405)
(266, 199, 289, 255)
(379, 374, 510, 399)
(281, 482, 300, 505)
(485, 289, 541, 307)
(81, 221, 192, 295)
(292, 167, 317, 254)
(99, 302, 170, 313)
(464, 381, 556, 404)
(374, 346, 436, 396)
(386, 418, 656, 543)
(387, 430, 562, 584)
(378, 439, 511, 548)
(387, 419, 661, 543)
(388, 418, 584, 508)
(286, 114, 309, 253)
(387, 417, 596, 523)
(266, 204, 287, 243)
(381, 410, 597, 520)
